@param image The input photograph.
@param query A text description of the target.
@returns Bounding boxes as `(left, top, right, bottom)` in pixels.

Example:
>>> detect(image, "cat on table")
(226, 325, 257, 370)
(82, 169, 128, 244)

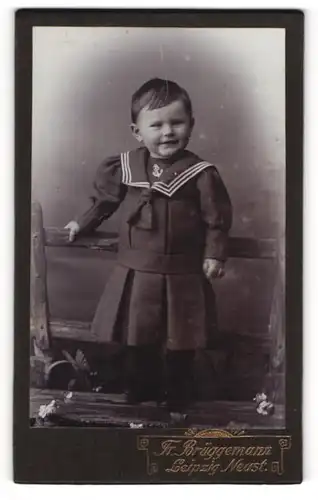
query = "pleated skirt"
(91, 264, 218, 350)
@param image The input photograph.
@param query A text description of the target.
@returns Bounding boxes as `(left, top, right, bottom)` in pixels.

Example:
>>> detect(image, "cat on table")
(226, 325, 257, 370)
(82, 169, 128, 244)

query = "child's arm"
(65, 155, 126, 241)
(196, 167, 232, 280)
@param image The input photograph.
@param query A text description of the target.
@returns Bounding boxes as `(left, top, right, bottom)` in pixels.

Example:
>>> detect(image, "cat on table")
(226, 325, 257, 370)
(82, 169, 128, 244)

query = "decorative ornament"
(152, 164, 163, 178)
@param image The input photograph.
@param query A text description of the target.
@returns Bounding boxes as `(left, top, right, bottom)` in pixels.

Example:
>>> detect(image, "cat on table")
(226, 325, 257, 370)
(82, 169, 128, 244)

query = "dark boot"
(125, 345, 164, 404)
(165, 349, 195, 415)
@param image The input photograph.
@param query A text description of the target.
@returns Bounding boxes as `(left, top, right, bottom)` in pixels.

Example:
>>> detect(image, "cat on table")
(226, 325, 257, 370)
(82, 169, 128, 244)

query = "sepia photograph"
(13, 10, 304, 483)
(29, 25, 286, 430)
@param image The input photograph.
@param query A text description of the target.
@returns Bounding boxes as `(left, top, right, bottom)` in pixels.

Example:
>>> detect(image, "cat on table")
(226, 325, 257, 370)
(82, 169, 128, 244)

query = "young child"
(65, 78, 232, 422)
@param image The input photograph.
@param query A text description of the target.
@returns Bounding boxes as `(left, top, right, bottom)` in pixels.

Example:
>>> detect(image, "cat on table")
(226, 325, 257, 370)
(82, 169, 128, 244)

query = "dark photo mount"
(14, 9, 303, 484)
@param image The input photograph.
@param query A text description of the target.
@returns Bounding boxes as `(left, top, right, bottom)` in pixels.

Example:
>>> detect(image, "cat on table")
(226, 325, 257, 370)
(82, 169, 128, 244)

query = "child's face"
(131, 100, 194, 159)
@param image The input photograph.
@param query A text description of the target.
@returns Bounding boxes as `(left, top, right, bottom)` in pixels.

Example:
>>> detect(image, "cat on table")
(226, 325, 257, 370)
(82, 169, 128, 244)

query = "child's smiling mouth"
(160, 140, 178, 145)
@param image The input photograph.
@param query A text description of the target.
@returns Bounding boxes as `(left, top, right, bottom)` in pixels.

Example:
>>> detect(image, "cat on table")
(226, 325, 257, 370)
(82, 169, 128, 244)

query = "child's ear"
(190, 117, 195, 131)
(130, 123, 143, 143)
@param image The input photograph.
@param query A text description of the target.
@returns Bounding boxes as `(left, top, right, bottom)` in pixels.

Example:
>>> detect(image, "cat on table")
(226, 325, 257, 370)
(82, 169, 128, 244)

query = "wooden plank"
(267, 239, 285, 403)
(50, 318, 272, 350)
(44, 227, 277, 260)
(29, 388, 285, 428)
(44, 227, 118, 252)
(50, 319, 96, 343)
(30, 201, 52, 353)
(228, 237, 277, 260)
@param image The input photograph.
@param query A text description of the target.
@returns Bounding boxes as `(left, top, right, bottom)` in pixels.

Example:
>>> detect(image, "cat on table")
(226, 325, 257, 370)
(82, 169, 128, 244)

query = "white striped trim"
(120, 152, 132, 184)
(121, 151, 150, 187)
(154, 161, 210, 190)
(152, 161, 212, 197)
(126, 182, 150, 188)
(120, 153, 213, 196)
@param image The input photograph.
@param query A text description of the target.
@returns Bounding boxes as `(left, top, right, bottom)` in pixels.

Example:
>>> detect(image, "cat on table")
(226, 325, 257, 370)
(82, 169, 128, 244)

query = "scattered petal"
(64, 391, 73, 402)
(93, 386, 103, 393)
(129, 422, 144, 429)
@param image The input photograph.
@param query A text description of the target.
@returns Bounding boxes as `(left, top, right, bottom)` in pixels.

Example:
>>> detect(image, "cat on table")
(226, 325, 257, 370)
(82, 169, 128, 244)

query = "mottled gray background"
(32, 27, 285, 335)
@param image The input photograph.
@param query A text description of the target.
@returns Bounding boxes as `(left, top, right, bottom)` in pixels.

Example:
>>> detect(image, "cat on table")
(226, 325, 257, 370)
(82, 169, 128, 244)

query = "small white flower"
(38, 400, 58, 419)
(254, 392, 275, 416)
(253, 392, 267, 404)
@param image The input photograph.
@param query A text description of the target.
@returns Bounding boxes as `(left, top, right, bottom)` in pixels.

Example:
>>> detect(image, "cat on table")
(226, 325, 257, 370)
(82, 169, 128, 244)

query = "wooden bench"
(30, 201, 285, 427)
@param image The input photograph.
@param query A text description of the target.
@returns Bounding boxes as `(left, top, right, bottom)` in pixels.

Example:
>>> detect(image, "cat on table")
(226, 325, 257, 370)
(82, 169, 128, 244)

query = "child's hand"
(203, 259, 225, 280)
(64, 221, 80, 242)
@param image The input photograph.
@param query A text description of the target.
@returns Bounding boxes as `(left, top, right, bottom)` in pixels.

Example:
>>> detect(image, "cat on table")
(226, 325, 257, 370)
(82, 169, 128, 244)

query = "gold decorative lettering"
(154, 439, 181, 457)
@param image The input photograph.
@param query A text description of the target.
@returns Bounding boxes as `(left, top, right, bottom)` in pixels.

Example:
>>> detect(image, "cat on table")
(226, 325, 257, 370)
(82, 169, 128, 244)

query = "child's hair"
(131, 78, 193, 123)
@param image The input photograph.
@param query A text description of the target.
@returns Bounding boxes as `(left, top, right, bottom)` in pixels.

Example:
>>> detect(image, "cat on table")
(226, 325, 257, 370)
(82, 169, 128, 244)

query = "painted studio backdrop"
(31, 27, 285, 401)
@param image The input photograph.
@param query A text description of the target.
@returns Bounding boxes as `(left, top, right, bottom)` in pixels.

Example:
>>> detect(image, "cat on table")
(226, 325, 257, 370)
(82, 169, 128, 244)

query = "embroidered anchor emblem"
(152, 164, 163, 178)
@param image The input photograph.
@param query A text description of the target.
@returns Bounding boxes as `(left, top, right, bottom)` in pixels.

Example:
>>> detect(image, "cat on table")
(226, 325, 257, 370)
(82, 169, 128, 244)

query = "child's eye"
(150, 122, 161, 128)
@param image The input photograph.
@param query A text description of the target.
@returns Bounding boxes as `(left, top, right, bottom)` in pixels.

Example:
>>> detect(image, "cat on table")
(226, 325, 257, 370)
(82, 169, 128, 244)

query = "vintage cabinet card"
(14, 9, 303, 484)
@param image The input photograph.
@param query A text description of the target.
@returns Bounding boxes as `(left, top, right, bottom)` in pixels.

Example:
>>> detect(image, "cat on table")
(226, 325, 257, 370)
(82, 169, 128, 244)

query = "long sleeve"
(196, 166, 232, 261)
(76, 155, 127, 234)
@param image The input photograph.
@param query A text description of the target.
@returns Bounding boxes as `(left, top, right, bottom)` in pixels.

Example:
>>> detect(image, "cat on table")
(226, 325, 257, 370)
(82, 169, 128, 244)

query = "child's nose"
(162, 124, 173, 136)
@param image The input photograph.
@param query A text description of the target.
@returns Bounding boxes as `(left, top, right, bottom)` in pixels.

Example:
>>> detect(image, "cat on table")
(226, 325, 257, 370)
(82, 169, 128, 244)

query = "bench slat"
(44, 227, 277, 259)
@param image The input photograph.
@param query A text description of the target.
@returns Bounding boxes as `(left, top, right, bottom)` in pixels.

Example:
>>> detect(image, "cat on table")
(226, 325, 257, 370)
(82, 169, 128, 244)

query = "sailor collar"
(120, 148, 213, 198)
